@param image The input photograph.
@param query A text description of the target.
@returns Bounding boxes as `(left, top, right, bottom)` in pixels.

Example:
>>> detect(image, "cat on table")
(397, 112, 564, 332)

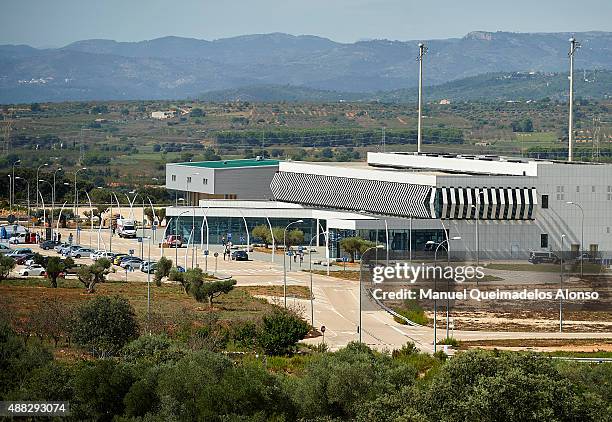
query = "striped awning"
(436, 187, 537, 220)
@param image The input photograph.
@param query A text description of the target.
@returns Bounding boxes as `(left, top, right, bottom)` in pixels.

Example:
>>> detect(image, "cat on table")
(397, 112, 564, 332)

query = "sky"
(0, 0, 610, 47)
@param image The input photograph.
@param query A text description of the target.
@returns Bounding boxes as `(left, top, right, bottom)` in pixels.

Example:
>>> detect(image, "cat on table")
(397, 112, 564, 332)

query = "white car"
(24, 258, 38, 266)
(91, 251, 114, 261)
(19, 264, 46, 277)
(8, 233, 27, 244)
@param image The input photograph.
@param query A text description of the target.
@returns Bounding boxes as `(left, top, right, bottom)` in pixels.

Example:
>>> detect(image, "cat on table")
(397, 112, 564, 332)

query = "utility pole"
(417, 43, 427, 154)
(568, 37, 580, 162)
(591, 117, 601, 162)
(381, 127, 386, 152)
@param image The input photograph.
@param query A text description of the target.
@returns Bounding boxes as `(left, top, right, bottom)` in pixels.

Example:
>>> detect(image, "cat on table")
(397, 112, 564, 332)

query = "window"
(592, 186, 596, 193)
(203, 178, 208, 185)
(607, 227, 610, 234)
(576, 186, 580, 193)
(187, 176, 192, 183)
(540, 234, 549, 249)
(541, 195, 549, 209)
(171, 175, 176, 182)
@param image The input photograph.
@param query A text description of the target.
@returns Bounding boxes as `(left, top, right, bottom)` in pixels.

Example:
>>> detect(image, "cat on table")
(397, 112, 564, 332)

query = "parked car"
(61, 245, 82, 256)
(19, 264, 46, 277)
(6, 248, 33, 258)
(121, 257, 143, 270)
(40, 240, 60, 250)
(164, 235, 183, 248)
(91, 251, 115, 261)
(67, 247, 94, 259)
(231, 250, 249, 261)
(112, 254, 129, 265)
(8, 233, 28, 244)
(0, 243, 12, 254)
(54, 242, 69, 253)
(528, 251, 560, 264)
(63, 263, 84, 276)
(140, 261, 157, 273)
(15, 253, 36, 265)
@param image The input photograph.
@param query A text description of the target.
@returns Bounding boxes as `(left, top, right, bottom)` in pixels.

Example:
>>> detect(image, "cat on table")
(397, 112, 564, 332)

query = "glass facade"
(168, 216, 321, 247)
(167, 215, 445, 259)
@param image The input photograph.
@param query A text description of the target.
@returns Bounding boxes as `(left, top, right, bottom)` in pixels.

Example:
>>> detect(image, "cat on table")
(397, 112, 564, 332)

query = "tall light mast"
(417, 43, 428, 154)
(568, 37, 580, 162)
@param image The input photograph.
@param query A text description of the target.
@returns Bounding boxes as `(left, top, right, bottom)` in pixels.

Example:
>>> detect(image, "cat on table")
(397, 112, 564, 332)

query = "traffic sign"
(214, 252, 219, 257)
(240, 236, 245, 243)
(152, 225, 157, 231)
(137, 237, 142, 243)
(204, 250, 209, 256)
(227, 233, 232, 240)
(287, 251, 294, 257)
(342, 256, 349, 262)
(7, 215, 15, 224)
(129, 249, 134, 255)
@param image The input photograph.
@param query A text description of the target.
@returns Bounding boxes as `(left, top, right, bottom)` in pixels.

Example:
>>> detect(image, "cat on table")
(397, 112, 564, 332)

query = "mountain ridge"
(0, 31, 610, 103)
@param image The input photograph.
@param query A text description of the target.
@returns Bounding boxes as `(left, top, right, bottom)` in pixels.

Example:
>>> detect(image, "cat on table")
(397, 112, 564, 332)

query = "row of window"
(170, 175, 209, 185)
(558, 185, 612, 193)
(541, 233, 608, 249)
(542, 191, 612, 208)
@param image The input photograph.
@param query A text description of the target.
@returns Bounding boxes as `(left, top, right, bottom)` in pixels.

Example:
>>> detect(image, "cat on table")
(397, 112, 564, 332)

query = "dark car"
(40, 240, 60, 250)
(231, 250, 249, 261)
(528, 251, 560, 264)
(15, 253, 36, 265)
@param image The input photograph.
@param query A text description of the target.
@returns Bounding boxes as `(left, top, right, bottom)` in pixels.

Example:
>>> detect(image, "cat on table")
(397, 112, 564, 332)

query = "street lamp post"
(427, 236, 461, 352)
(15, 177, 30, 229)
(283, 220, 303, 308)
(566, 201, 584, 277)
(10, 160, 21, 212)
(308, 231, 328, 327)
(36, 163, 48, 209)
(38, 179, 53, 239)
(175, 210, 190, 267)
(560, 234, 566, 332)
(74, 167, 87, 217)
(359, 245, 385, 343)
(52, 167, 63, 236)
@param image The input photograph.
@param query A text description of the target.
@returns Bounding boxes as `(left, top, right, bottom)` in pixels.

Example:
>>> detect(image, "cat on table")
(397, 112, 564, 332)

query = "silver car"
(67, 247, 94, 259)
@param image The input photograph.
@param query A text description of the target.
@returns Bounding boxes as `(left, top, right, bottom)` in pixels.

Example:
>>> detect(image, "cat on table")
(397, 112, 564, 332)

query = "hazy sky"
(1, 0, 610, 47)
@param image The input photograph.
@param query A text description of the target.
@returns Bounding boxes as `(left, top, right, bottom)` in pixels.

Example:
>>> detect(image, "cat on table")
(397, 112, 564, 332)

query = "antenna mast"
(568, 37, 581, 162)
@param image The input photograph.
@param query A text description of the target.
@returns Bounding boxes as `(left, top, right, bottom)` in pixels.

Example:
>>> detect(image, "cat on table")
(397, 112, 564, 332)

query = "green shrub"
(257, 309, 309, 355)
(72, 295, 139, 357)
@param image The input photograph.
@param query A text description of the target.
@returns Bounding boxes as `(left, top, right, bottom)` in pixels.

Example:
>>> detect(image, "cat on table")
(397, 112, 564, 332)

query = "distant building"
(151, 111, 176, 120)
(439, 99, 451, 105)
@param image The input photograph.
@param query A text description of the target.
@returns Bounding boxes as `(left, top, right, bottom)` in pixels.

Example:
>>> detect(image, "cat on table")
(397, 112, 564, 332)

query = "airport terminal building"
(165, 153, 612, 260)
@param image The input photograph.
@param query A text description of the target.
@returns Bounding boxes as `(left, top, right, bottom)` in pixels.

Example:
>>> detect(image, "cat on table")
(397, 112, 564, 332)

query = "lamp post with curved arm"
(359, 244, 385, 343)
(427, 236, 461, 353)
(36, 163, 48, 209)
(73, 167, 87, 217)
(566, 201, 584, 277)
(10, 159, 21, 212)
(14, 177, 30, 229)
(175, 210, 190, 267)
(308, 231, 328, 327)
(38, 179, 53, 238)
(283, 220, 303, 308)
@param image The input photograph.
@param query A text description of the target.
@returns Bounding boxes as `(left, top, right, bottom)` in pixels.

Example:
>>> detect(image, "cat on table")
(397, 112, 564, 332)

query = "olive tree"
(0, 255, 16, 282)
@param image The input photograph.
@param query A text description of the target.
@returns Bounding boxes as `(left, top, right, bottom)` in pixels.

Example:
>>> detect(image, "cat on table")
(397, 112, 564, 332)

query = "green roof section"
(175, 159, 280, 169)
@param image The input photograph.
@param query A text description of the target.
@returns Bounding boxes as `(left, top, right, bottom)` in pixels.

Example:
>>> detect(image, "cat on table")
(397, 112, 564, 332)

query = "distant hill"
(200, 70, 612, 102)
(0, 31, 610, 103)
